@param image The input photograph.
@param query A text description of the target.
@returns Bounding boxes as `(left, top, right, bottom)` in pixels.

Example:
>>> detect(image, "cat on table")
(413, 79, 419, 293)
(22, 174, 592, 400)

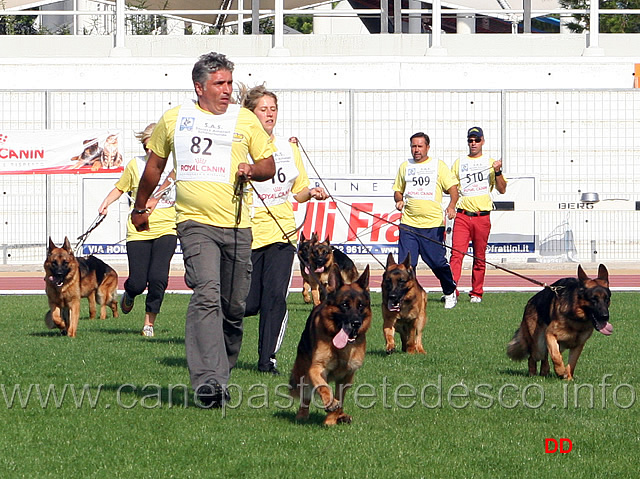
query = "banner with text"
(0, 130, 125, 174)
(292, 177, 535, 259)
(79, 176, 535, 260)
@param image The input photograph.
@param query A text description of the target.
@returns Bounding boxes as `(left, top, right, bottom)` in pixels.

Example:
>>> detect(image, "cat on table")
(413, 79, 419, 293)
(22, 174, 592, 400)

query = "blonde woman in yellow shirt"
(241, 85, 327, 375)
(99, 123, 176, 337)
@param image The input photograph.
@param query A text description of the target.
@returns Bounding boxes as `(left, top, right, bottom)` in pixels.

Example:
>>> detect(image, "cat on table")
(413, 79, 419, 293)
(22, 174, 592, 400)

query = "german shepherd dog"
(289, 264, 371, 426)
(507, 264, 612, 380)
(381, 252, 427, 354)
(44, 237, 119, 337)
(298, 232, 359, 306)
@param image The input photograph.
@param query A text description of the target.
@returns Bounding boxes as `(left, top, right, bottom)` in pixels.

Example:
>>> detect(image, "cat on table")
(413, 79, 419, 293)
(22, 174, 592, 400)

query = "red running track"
(5, 270, 638, 292)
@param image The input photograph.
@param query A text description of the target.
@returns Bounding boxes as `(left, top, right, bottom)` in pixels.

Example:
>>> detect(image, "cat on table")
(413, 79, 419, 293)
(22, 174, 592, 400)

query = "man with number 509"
(393, 132, 459, 310)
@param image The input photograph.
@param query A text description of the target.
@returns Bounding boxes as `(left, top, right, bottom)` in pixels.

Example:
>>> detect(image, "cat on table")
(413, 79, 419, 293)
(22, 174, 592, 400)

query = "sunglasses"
(467, 138, 482, 144)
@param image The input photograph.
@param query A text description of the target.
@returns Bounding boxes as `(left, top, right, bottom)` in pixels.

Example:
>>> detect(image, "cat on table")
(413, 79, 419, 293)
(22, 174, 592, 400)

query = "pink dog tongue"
(315, 266, 324, 273)
(333, 328, 349, 349)
(598, 322, 613, 336)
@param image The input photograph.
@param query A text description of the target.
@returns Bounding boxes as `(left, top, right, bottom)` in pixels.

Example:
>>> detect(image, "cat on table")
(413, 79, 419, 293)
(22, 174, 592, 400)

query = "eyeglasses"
(467, 138, 482, 144)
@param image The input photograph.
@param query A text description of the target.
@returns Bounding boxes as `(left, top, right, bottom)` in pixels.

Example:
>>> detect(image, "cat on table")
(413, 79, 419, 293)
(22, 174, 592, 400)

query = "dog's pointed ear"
(311, 232, 318, 243)
(577, 264, 588, 282)
(48, 237, 56, 252)
(327, 264, 344, 292)
(598, 264, 609, 283)
(357, 264, 370, 291)
(322, 236, 331, 246)
(300, 232, 306, 242)
(386, 253, 396, 268)
(62, 236, 72, 253)
(402, 252, 412, 269)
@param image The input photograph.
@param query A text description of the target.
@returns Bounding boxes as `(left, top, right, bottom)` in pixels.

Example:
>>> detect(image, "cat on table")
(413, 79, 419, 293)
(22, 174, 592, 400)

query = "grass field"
(1, 290, 638, 478)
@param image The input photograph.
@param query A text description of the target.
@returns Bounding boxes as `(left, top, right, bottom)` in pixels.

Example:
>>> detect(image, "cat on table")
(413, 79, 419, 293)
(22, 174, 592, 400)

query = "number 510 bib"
(459, 156, 490, 197)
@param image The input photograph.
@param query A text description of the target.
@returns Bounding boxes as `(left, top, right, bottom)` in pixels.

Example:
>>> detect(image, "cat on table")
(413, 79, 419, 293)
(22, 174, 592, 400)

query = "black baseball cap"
(467, 126, 483, 138)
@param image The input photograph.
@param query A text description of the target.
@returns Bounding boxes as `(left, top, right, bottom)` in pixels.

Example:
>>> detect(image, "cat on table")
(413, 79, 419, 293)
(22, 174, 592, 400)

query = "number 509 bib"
(404, 159, 438, 201)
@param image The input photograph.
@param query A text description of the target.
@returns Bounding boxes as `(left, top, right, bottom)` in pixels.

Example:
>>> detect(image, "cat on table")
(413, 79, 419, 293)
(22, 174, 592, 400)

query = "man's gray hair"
(192, 52, 235, 86)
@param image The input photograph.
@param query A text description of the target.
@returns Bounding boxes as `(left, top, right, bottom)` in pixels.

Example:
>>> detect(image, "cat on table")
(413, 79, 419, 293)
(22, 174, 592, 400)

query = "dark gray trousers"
(178, 220, 252, 390)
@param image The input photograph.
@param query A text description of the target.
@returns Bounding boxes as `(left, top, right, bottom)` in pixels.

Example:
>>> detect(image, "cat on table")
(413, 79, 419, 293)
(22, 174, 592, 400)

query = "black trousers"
(245, 242, 295, 371)
(124, 234, 177, 314)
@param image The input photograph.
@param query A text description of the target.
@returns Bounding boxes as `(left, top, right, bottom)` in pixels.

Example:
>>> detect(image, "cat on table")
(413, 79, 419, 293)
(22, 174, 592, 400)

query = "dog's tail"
(506, 326, 529, 361)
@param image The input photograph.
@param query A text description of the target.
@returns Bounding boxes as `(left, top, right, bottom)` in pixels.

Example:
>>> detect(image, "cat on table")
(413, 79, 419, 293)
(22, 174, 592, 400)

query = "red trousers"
(449, 212, 491, 298)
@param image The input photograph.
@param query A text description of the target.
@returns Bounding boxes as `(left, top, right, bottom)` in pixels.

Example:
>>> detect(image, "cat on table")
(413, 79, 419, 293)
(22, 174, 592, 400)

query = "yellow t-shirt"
(115, 158, 177, 241)
(451, 154, 508, 212)
(393, 157, 458, 228)
(250, 139, 309, 249)
(147, 103, 275, 228)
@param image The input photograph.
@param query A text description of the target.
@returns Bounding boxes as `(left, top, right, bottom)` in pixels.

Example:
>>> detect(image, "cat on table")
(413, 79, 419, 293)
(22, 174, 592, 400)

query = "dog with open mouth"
(297, 232, 359, 306)
(289, 264, 371, 426)
(381, 252, 427, 354)
(44, 237, 119, 337)
(507, 264, 612, 380)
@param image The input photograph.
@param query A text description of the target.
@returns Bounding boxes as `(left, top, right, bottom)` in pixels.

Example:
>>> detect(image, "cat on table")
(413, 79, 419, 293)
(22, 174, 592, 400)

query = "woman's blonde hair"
(134, 123, 156, 145)
(237, 83, 278, 112)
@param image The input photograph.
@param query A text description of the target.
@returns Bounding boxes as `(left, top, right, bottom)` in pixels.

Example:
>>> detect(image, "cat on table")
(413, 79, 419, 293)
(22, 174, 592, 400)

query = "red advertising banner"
(0, 130, 125, 174)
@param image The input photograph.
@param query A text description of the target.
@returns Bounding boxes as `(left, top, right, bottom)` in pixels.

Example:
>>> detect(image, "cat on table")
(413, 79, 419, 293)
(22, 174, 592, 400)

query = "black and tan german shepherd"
(44, 237, 119, 337)
(381, 252, 427, 354)
(289, 264, 371, 426)
(298, 232, 359, 306)
(507, 264, 612, 380)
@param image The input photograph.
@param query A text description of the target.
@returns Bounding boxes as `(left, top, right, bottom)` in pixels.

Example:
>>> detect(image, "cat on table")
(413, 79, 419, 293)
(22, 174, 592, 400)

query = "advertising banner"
(80, 176, 536, 261)
(0, 130, 125, 174)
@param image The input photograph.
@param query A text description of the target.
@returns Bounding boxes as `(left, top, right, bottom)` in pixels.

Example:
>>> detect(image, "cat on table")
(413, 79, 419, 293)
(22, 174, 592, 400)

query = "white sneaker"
(141, 325, 154, 337)
(470, 296, 482, 303)
(444, 293, 457, 309)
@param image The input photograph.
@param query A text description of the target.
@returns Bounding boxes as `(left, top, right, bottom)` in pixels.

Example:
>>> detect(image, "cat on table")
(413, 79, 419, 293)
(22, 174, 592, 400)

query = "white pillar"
(269, 0, 290, 56)
(560, 13, 572, 33)
(427, 0, 447, 55)
(110, 0, 131, 56)
(238, 0, 244, 35)
(583, 0, 604, 56)
(408, 0, 420, 33)
(456, 13, 475, 34)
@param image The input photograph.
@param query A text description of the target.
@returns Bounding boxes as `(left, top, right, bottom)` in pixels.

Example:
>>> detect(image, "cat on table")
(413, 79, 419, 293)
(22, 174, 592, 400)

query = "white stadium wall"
(1, 33, 640, 266)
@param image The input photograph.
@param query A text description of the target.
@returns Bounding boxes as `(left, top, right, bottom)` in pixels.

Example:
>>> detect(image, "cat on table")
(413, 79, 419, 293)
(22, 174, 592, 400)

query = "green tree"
(560, 1, 640, 33)
(0, 14, 37, 35)
(242, 15, 312, 34)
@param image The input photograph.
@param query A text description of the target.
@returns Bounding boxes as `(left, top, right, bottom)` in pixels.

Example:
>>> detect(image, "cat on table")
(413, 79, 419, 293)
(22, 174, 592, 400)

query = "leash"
(244, 177, 328, 295)
(296, 140, 548, 289)
(297, 139, 385, 269)
(329, 195, 549, 289)
(75, 214, 106, 255)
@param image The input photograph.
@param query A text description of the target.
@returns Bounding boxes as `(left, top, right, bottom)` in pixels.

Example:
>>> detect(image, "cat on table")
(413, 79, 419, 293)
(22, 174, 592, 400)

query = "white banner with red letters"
(79, 176, 536, 262)
(0, 130, 124, 174)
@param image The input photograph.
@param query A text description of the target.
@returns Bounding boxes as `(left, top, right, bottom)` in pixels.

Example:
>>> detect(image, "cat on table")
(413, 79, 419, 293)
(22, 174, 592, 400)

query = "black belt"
(457, 209, 490, 217)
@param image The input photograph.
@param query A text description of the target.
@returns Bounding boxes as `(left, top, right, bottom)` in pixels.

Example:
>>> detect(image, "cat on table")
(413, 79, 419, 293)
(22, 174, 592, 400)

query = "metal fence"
(1, 88, 639, 264)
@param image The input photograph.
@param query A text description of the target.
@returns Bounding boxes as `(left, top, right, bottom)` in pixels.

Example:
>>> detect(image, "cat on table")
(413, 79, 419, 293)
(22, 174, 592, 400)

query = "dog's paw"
(324, 399, 340, 412)
(336, 413, 352, 424)
(385, 346, 396, 355)
(295, 406, 310, 421)
(407, 345, 426, 354)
